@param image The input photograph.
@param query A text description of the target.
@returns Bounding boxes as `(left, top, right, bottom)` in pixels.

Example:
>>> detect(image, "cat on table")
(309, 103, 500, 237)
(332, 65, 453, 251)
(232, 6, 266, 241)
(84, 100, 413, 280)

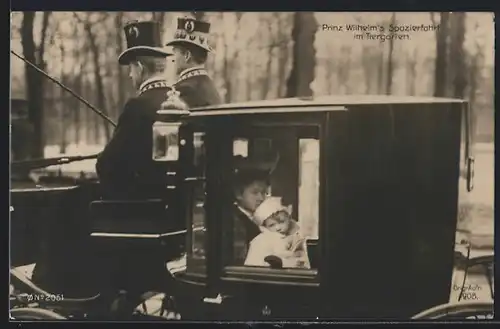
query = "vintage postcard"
(10, 11, 494, 321)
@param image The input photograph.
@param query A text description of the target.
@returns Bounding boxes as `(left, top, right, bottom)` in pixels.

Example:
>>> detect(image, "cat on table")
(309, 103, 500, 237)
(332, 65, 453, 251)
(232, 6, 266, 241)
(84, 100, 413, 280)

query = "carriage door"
(213, 124, 321, 320)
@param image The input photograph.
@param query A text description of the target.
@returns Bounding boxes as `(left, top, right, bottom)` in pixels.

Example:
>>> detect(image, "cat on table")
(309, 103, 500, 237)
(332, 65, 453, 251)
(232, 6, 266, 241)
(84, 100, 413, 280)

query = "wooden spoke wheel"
(411, 301, 493, 320)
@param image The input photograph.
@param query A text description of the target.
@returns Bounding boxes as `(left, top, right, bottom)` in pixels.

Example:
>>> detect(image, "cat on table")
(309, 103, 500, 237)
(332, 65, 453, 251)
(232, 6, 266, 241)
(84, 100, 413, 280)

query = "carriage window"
(233, 138, 249, 158)
(152, 123, 180, 161)
(298, 139, 320, 239)
(191, 182, 206, 259)
(187, 132, 207, 272)
(227, 127, 320, 272)
(193, 132, 206, 176)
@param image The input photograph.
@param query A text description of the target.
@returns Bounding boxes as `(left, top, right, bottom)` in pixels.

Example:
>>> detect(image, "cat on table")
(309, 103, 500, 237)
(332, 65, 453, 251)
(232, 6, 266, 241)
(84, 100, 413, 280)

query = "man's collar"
(178, 65, 205, 79)
(177, 65, 208, 83)
(139, 76, 166, 92)
(138, 76, 169, 95)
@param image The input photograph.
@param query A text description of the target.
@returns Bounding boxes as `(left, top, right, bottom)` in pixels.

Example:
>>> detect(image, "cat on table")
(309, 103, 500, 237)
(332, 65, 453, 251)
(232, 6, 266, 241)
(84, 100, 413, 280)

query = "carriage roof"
(189, 95, 466, 116)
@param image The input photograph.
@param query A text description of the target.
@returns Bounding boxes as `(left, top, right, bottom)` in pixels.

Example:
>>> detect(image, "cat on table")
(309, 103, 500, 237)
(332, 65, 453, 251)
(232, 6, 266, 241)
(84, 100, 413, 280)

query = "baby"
(244, 197, 311, 269)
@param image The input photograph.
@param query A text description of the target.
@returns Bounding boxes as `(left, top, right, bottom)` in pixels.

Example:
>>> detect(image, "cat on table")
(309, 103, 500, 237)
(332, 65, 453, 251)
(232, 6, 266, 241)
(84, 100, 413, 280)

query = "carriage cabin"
(164, 95, 474, 320)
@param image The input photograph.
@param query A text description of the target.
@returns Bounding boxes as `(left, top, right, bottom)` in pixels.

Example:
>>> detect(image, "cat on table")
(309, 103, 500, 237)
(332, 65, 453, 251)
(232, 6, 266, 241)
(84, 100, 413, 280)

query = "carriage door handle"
(466, 156, 475, 192)
(202, 293, 228, 304)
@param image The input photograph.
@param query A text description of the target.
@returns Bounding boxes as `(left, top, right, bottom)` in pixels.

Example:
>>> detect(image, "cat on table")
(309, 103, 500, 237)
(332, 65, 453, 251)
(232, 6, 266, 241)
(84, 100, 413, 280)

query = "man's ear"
(184, 50, 192, 63)
(135, 61, 144, 75)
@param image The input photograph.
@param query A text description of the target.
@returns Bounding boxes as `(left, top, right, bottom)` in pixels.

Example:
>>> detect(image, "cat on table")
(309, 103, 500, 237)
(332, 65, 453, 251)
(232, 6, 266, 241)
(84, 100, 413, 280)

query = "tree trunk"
(337, 46, 351, 95)
(21, 11, 51, 158)
(386, 13, 396, 95)
(285, 12, 317, 98)
(152, 12, 165, 27)
(406, 50, 417, 96)
(221, 12, 243, 103)
(222, 39, 232, 103)
(433, 12, 450, 97)
(83, 17, 111, 143)
(59, 42, 67, 154)
(275, 14, 290, 98)
(70, 23, 82, 145)
(276, 44, 289, 98)
(377, 48, 385, 94)
(83, 75, 92, 144)
(324, 59, 334, 94)
(361, 46, 372, 94)
(73, 65, 82, 144)
(115, 12, 125, 118)
(261, 38, 274, 99)
(449, 12, 467, 99)
(245, 50, 253, 100)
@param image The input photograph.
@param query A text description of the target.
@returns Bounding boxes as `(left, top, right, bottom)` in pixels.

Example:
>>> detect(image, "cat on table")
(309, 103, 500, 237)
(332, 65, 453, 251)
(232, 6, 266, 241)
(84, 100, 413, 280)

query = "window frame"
(221, 123, 322, 284)
(181, 125, 208, 276)
(458, 103, 475, 192)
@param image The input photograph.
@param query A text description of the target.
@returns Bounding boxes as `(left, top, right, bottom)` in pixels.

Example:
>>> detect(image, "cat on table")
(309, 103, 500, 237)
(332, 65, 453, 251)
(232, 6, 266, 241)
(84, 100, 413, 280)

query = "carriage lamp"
(152, 87, 190, 162)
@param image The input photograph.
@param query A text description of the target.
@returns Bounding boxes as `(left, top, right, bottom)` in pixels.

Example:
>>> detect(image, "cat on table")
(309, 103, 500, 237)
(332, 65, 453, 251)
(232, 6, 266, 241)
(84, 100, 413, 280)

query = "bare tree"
(21, 11, 51, 158)
(377, 46, 385, 94)
(259, 13, 292, 99)
(361, 46, 374, 94)
(72, 67, 83, 144)
(245, 41, 253, 100)
(82, 71, 92, 143)
(276, 14, 291, 98)
(337, 46, 352, 95)
(449, 12, 467, 98)
(59, 40, 68, 153)
(221, 12, 244, 103)
(68, 22, 83, 145)
(152, 12, 165, 28)
(406, 49, 418, 95)
(466, 24, 486, 142)
(260, 15, 275, 100)
(431, 12, 450, 97)
(115, 12, 125, 116)
(286, 12, 318, 97)
(322, 56, 336, 95)
(385, 12, 396, 95)
(75, 12, 111, 143)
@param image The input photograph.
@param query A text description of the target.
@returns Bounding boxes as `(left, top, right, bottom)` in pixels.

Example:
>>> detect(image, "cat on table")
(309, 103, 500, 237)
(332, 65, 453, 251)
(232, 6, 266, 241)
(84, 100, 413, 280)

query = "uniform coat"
(174, 66, 222, 108)
(96, 78, 171, 200)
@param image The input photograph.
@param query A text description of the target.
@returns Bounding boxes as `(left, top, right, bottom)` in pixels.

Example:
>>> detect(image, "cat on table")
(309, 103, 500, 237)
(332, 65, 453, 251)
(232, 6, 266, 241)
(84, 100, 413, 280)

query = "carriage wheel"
(411, 301, 493, 320)
(10, 307, 67, 320)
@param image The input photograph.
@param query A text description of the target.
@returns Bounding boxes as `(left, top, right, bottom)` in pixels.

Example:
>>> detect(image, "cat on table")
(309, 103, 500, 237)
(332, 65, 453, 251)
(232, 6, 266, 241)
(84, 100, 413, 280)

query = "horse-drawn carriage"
(10, 94, 494, 321)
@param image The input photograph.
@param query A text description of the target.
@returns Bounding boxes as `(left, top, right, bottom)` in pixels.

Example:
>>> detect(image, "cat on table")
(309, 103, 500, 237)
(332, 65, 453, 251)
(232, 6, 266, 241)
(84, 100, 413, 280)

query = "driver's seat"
(90, 199, 171, 236)
(89, 198, 185, 261)
(88, 198, 185, 293)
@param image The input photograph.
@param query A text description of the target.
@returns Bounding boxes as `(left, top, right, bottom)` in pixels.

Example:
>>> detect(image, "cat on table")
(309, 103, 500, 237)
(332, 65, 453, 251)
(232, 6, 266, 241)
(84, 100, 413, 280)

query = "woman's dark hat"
(118, 20, 173, 65)
(165, 16, 214, 53)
